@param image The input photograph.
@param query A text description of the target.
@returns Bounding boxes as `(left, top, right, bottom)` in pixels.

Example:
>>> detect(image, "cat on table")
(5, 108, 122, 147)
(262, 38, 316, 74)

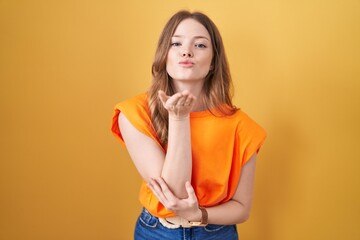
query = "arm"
(119, 90, 196, 198)
(161, 113, 192, 198)
(119, 113, 164, 181)
(148, 153, 258, 224)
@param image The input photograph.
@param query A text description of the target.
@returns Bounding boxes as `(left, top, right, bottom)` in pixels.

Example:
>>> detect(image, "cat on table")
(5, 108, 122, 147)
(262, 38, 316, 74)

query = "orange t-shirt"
(111, 93, 266, 218)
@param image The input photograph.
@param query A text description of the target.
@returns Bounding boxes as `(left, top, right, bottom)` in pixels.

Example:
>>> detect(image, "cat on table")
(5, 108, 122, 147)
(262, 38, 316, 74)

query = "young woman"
(111, 10, 266, 240)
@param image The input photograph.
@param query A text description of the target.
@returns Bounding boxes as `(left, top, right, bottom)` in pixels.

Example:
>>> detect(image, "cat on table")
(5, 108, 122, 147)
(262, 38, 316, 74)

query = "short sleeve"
(237, 112, 267, 165)
(111, 93, 162, 147)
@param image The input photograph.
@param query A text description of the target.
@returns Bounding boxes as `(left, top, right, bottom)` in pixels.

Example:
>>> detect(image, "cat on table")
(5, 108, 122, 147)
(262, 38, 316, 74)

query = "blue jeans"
(134, 208, 239, 240)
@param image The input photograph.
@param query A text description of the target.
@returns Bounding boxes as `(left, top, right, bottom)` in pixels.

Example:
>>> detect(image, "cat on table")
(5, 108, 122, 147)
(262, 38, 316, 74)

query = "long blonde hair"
(148, 10, 237, 145)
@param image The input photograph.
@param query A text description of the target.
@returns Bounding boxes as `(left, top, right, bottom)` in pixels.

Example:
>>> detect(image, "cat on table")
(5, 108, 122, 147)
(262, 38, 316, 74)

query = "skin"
(166, 18, 213, 97)
(118, 18, 257, 224)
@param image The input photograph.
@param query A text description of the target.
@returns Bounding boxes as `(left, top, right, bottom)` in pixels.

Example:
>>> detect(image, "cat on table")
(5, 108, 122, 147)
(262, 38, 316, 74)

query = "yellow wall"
(1, 0, 359, 239)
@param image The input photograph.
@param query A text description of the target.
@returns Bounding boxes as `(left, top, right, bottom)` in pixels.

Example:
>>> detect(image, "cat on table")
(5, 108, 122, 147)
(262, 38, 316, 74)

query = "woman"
(111, 10, 266, 240)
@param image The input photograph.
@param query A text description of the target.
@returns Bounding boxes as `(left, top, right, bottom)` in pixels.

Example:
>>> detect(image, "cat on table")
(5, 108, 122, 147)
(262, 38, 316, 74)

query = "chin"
(172, 75, 206, 81)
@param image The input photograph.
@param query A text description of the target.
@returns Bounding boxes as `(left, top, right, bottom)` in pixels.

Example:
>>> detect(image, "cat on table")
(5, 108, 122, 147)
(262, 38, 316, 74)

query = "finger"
(152, 178, 180, 211)
(179, 90, 191, 105)
(167, 93, 182, 106)
(147, 178, 169, 204)
(150, 178, 168, 200)
(176, 95, 187, 106)
(181, 90, 190, 95)
(156, 178, 178, 203)
(184, 95, 196, 107)
(185, 181, 198, 205)
(165, 93, 182, 110)
(180, 91, 191, 104)
(158, 90, 169, 105)
(183, 94, 193, 106)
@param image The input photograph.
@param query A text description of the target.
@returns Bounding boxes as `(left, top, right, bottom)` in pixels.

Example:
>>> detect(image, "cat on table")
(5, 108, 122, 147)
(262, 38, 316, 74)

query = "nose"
(181, 48, 193, 58)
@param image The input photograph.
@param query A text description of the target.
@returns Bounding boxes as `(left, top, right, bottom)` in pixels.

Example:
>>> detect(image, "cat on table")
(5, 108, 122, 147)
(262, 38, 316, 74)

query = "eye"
(195, 43, 207, 48)
(171, 42, 181, 47)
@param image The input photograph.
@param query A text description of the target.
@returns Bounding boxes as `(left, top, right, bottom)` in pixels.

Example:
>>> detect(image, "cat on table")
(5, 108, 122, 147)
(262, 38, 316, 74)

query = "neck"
(172, 80, 203, 95)
(191, 99, 206, 112)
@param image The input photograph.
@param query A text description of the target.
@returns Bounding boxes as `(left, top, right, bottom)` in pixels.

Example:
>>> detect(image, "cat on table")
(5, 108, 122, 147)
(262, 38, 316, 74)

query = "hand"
(158, 90, 196, 119)
(147, 178, 201, 221)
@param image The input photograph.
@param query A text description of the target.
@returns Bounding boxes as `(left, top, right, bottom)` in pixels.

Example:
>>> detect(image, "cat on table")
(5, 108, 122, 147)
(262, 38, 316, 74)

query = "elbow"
(235, 212, 251, 224)
(160, 174, 189, 199)
(232, 209, 250, 224)
(238, 210, 251, 224)
(234, 201, 252, 224)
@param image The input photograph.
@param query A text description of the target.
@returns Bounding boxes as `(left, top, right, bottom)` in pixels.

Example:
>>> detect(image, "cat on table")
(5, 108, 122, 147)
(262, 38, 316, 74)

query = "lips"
(179, 60, 194, 67)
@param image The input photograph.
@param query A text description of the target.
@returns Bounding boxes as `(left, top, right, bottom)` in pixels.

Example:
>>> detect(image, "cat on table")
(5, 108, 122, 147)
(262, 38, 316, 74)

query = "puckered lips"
(179, 60, 194, 68)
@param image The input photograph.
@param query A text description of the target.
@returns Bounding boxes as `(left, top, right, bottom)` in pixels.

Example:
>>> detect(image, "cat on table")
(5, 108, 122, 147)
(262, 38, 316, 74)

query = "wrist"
(187, 208, 202, 222)
(168, 115, 190, 121)
(188, 207, 208, 226)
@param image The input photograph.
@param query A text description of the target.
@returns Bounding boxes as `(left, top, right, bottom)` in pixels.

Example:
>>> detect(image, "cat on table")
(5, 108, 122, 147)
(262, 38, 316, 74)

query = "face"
(166, 18, 213, 84)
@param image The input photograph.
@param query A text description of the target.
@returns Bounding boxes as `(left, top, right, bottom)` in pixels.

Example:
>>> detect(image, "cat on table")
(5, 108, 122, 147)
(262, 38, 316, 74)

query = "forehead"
(173, 18, 211, 39)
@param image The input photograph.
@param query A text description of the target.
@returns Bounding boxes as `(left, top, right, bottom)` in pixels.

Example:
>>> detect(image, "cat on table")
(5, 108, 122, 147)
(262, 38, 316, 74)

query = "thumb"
(158, 90, 169, 105)
(185, 181, 197, 201)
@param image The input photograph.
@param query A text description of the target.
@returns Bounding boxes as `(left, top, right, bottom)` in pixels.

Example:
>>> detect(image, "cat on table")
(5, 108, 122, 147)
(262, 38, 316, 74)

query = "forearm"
(161, 116, 192, 198)
(205, 200, 251, 225)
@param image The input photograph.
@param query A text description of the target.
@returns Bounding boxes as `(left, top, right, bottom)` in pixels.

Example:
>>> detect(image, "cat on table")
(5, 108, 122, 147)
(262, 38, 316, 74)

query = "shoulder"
(232, 109, 267, 138)
(111, 92, 159, 146)
(232, 109, 260, 124)
(115, 92, 148, 111)
(113, 92, 152, 128)
(114, 93, 151, 119)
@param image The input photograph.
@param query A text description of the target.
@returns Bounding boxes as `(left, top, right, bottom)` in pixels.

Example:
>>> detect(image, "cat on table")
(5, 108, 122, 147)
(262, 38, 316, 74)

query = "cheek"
(201, 54, 213, 70)
(165, 54, 171, 71)
(166, 51, 176, 66)
(165, 56, 175, 77)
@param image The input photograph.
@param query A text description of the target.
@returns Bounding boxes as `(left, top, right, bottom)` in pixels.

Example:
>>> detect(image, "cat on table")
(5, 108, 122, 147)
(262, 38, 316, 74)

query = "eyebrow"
(172, 35, 210, 41)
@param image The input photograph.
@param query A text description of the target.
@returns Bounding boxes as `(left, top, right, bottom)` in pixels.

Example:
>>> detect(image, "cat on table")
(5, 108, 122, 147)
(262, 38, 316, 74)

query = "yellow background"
(1, 0, 359, 239)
